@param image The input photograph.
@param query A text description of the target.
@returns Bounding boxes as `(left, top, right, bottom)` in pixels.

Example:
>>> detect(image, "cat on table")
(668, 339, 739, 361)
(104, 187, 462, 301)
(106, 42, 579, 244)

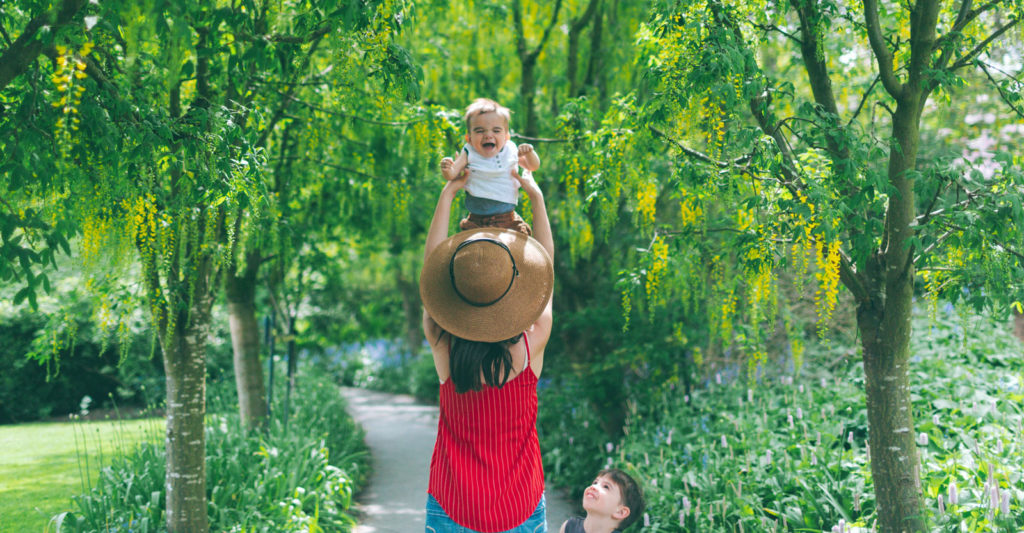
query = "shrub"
(58, 370, 368, 532)
(540, 307, 1024, 531)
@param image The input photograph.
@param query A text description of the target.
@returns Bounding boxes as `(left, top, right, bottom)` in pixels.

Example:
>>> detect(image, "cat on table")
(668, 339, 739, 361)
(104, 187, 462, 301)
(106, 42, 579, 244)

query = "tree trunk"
(859, 88, 927, 532)
(226, 252, 267, 429)
(858, 263, 924, 532)
(521, 57, 539, 138)
(567, 0, 600, 99)
(1013, 309, 1024, 345)
(397, 267, 422, 359)
(160, 311, 211, 533)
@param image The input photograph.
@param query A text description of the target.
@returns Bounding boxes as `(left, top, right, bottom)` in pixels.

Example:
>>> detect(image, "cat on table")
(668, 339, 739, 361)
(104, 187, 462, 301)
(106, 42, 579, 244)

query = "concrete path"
(341, 387, 576, 532)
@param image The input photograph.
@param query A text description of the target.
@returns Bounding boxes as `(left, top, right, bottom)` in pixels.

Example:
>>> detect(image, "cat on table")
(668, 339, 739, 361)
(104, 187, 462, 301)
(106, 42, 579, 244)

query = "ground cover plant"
(0, 415, 158, 533)
(539, 308, 1024, 531)
(56, 371, 368, 533)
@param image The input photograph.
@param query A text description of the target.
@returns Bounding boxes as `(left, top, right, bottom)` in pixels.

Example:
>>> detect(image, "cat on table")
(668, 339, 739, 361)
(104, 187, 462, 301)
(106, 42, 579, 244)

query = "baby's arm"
(518, 143, 540, 171)
(441, 150, 468, 181)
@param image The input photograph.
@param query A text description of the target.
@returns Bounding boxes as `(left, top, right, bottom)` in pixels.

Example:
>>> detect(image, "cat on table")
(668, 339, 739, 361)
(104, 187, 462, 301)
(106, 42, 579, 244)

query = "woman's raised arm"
(423, 173, 467, 263)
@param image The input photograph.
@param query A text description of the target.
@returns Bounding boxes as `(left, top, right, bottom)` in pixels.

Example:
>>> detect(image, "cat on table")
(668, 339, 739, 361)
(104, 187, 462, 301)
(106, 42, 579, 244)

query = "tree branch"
(0, 0, 88, 92)
(647, 124, 756, 169)
(530, 0, 564, 63)
(862, 0, 902, 98)
(949, 19, 1019, 71)
(282, 93, 424, 126)
(847, 75, 880, 127)
(978, 61, 1024, 119)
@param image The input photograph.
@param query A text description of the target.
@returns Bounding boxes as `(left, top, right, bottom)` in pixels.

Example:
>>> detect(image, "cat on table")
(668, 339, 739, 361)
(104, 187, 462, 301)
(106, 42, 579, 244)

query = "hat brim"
(420, 228, 553, 343)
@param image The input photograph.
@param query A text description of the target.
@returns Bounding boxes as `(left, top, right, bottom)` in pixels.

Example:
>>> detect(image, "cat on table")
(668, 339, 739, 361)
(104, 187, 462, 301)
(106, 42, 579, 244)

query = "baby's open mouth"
(483, 142, 496, 149)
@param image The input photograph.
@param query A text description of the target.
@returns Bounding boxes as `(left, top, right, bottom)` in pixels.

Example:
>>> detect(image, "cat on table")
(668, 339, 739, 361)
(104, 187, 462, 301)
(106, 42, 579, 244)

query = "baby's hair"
(598, 468, 645, 530)
(464, 98, 511, 130)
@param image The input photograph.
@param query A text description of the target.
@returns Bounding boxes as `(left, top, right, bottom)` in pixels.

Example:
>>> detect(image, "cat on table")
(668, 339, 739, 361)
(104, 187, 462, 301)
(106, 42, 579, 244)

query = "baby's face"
(582, 474, 624, 517)
(465, 111, 510, 158)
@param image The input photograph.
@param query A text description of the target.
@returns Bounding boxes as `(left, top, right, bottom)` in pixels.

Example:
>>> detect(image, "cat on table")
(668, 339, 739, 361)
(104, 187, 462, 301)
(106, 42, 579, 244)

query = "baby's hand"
(440, 157, 455, 181)
(518, 143, 535, 156)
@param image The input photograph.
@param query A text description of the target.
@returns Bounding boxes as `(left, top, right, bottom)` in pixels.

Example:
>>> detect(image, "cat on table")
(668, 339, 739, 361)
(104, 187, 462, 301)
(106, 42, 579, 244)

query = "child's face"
(465, 111, 510, 158)
(582, 474, 627, 519)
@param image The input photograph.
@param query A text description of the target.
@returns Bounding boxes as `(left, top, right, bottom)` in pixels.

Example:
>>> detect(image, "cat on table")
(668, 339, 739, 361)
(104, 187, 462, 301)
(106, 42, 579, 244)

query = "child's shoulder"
(562, 516, 586, 533)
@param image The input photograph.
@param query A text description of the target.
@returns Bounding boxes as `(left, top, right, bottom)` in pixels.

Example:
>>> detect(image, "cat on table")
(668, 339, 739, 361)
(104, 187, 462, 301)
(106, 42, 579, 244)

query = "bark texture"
(160, 308, 212, 533)
(226, 253, 268, 429)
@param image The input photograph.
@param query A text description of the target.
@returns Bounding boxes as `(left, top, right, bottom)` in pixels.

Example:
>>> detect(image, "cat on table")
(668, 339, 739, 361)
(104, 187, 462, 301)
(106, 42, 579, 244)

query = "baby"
(441, 98, 540, 235)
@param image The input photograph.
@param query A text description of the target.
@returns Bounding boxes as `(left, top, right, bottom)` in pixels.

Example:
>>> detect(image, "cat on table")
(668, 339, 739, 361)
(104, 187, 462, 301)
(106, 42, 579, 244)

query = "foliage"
(317, 339, 438, 404)
(539, 308, 1024, 531)
(0, 285, 159, 423)
(58, 370, 368, 533)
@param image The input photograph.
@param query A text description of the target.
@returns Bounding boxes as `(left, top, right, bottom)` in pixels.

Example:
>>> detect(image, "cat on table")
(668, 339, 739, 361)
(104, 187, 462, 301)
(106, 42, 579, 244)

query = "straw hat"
(420, 228, 553, 343)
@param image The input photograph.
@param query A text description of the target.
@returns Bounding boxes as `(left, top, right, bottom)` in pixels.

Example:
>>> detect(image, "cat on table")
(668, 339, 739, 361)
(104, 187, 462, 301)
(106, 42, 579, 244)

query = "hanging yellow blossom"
(636, 180, 658, 232)
(645, 236, 669, 309)
(814, 239, 841, 337)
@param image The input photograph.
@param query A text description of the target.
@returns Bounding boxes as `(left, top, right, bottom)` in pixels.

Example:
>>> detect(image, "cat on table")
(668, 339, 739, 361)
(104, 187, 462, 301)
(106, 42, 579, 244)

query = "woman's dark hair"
(448, 333, 523, 393)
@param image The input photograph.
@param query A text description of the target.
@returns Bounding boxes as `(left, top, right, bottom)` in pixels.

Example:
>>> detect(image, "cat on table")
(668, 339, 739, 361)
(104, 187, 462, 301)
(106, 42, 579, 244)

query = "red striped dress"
(428, 335, 545, 532)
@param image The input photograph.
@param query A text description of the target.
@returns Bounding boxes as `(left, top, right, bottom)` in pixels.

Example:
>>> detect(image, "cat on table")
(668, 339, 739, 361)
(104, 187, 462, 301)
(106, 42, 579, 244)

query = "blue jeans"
(425, 493, 547, 533)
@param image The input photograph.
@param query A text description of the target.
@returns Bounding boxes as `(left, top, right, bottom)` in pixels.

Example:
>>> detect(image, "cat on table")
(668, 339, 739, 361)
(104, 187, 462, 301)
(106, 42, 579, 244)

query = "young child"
(560, 468, 645, 532)
(440, 98, 540, 235)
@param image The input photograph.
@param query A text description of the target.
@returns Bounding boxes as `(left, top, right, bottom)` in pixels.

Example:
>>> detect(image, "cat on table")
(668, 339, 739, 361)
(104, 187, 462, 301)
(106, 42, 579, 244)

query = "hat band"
(448, 238, 519, 307)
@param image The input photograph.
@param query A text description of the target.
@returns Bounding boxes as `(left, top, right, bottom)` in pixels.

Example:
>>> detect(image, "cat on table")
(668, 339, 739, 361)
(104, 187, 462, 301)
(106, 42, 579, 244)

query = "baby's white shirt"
(463, 141, 520, 204)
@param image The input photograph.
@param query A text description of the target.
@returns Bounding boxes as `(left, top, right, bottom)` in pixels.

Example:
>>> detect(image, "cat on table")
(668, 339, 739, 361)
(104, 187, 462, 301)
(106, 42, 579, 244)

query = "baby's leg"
(441, 151, 468, 181)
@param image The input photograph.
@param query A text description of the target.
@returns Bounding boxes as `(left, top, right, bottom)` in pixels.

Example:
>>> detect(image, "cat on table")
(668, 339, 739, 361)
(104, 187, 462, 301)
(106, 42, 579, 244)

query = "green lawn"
(0, 416, 162, 533)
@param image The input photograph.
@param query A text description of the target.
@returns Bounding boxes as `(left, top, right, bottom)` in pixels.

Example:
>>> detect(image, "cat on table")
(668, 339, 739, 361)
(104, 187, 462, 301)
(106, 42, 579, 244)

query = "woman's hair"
(447, 332, 523, 393)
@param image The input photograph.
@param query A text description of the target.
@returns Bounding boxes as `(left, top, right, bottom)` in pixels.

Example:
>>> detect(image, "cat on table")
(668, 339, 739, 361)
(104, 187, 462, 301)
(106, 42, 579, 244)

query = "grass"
(0, 415, 161, 533)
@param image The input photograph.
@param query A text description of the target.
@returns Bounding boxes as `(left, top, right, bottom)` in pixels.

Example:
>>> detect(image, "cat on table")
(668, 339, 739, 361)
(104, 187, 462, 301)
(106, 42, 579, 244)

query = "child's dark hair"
(600, 468, 645, 530)
(449, 333, 523, 393)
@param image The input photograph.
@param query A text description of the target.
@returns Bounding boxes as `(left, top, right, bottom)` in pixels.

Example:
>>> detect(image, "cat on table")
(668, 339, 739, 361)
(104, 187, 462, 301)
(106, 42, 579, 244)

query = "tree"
(623, 1, 1024, 530)
(1, 0, 413, 530)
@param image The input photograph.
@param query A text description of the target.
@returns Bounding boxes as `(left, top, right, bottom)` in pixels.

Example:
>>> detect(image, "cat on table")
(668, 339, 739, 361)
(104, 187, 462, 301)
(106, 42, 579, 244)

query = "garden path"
(341, 387, 576, 532)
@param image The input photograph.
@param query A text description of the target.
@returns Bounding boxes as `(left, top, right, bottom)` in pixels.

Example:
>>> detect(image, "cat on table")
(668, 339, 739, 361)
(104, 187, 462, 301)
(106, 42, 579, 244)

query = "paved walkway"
(341, 387, 576, 532)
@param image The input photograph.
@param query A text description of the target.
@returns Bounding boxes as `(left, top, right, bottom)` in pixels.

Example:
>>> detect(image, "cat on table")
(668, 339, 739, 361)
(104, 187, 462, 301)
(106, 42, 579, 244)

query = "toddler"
(560, 468, 645, 532)
(441, 98, 540, 235)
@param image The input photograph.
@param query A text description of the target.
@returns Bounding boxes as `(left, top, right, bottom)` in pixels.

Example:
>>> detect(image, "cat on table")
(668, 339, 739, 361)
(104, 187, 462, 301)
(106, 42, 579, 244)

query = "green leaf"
(13, 286, 30, 305)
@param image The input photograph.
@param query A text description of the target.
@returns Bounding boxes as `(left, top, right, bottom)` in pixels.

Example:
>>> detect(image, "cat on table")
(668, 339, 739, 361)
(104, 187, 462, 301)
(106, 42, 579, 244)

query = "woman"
(419, 167, 555, 532)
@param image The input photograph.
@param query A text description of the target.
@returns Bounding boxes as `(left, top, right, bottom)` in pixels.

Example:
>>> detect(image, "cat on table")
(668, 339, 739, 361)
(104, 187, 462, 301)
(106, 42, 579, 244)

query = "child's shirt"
(563, 517, 623, 533)
(463, 141, 520, 206)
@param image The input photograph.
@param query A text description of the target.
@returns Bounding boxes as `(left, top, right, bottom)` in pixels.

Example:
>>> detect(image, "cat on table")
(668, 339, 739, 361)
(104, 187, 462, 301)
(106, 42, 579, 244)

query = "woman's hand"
(443, 167, 469, 195)
(510, 168, 542, 199)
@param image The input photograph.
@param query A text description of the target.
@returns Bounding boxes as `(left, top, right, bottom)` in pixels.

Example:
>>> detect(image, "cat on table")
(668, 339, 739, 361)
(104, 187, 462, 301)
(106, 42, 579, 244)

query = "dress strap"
(521, 333, 530, 373)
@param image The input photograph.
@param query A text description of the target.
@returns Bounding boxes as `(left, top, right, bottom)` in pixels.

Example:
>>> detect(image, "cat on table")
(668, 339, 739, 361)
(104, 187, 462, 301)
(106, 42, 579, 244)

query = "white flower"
(917, 432, 928, 447)
(938, 494, 945, 514)
(606, 442, 614, 453)
(721, 435, 728, 448)
(948, 481, 958, 505)
(796, 407, 803, 420)
(1000, 490, 1010, 515)
(747, 388, 754, 403)
(644, 513, 650, 526)
(716, 373, 722, 385)
(788, 414, 794, 428)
